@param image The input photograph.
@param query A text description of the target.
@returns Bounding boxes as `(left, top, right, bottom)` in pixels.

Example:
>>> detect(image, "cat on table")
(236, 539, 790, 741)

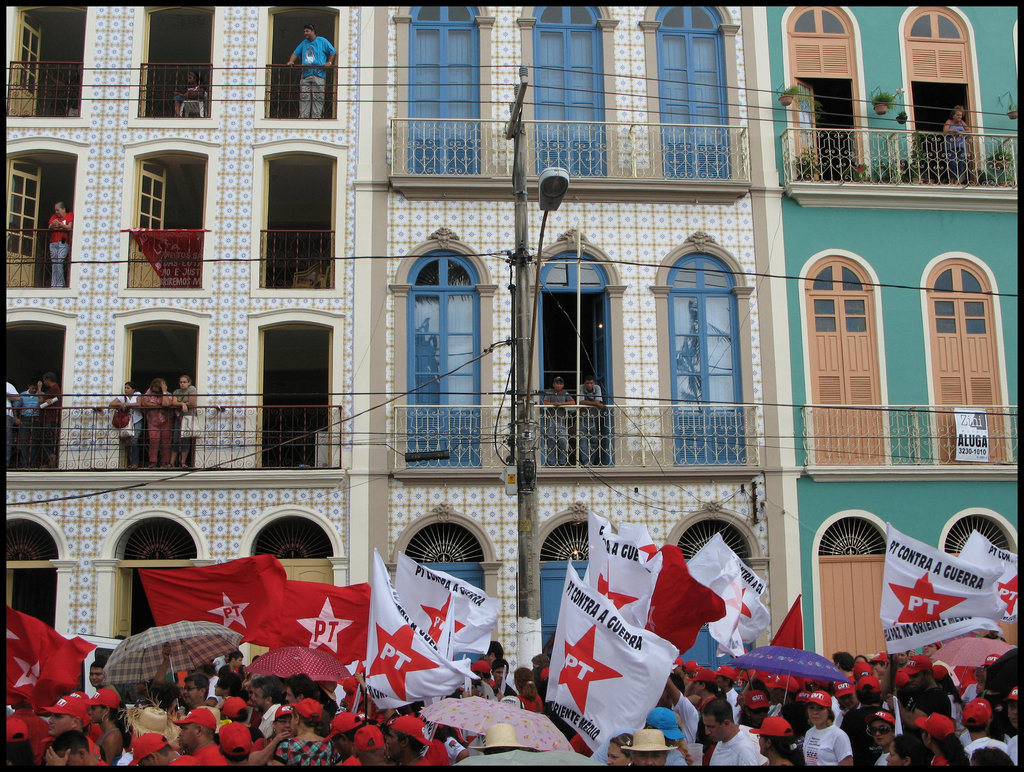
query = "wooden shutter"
(6, 159, 42, 287)
(819, 555, 885, 659)
(905, 10, 969, 83)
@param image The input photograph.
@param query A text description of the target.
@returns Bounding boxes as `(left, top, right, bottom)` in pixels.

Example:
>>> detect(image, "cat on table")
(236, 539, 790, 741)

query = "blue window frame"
(409, 7, 480, 174)
(533, 6, 605, 176)
(656, 7, 729, 178)
(407, 252, 481, 466)
(667, 255, 745, 464)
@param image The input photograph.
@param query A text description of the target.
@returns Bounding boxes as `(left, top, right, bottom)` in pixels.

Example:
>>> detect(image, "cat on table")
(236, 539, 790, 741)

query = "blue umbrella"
(730, 645, 851, 684)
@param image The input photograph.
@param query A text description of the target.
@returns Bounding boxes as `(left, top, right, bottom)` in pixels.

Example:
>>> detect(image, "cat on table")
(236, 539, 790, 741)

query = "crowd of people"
(5, 639, 1017, 766)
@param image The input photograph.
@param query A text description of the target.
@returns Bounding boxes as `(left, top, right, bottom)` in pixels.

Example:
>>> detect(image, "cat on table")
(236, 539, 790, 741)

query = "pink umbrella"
(247, 646, 350, 682)
(933, 637, 1014, 669)
(420, 696, 572, 752)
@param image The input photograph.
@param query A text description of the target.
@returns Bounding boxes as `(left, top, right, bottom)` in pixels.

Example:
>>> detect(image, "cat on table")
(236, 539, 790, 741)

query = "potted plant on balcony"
(794, 147, 820, 181)
(985, 147, 1016, 186)
(895, 110, 908, 125)
(778, 85, 803, 108)
(1008, 100, 1018, 120)
(871, 89, 896, 116)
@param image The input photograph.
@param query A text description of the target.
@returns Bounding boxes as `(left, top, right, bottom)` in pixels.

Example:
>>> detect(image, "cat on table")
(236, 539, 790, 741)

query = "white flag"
(547, 564, 678, 751)
(687, 533, 770, 656)
(959, 531, 1017, 624)
(364, 550, 473, 709)
(394, 552, 499, 656)
(880, 524, 1006, 653)
(583, 513, 662, 628)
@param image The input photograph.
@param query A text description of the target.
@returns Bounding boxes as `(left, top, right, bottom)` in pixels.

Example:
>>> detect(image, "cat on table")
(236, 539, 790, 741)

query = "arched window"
(6, 520, 59, 627)
(406, 253, 481, 466)
(534, 6, 605, 176)
(677, 518, 750, 560)
(254, 515, 334, 583)
(657, 7, 729, 178)
(944, 515, 1010, 554)
(408, 7, 480, 174)
(804, 257, 881, 465)
(903, 9, 973, 133)
(818, 517, 885, 555)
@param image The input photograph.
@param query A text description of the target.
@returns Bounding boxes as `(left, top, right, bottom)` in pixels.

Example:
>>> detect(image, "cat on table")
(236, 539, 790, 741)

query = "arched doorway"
(540, 520, 589, 647)
(817, 516, 886, 657)
(405, 521, 485, 590)
(253, 515, 334, 584)
(944, 514, 1016, 644)
(6, 519, 59, 627)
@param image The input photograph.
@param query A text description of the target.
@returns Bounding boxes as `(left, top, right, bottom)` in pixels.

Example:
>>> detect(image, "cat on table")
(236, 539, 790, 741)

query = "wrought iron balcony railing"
(7, 404, 344, 471)
(6, 60, 84, 117)
(6, 228, 72, 288)
(126, 229, 205, 289)
(802, 405, 1018, 466)
(391, 119, 750, 182)
(782, 128, 1017, 188)
(260, 230, 335, 289)
(392, 403, 760, 470)
(138, 63, 213, 118)
(264, 64, 338, 119)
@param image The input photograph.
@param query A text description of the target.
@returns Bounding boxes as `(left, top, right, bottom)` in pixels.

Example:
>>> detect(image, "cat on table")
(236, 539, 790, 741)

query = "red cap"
(768, 674, 802, 692)
(857, 675, 882, 693)
(41, 695, 90, 723)
(869, 652, 888, 663)
(931, 664, 949, 682)
(471, 659, 491, 676)
(806, 691, 831, 708)
(852, 662, 872, 678)
(354, 724, 385, 751)
(674, 656, 686, 667)
(293, 698, 322, 722)
(88, 688, 121, 710)
(128, 733, 170, 765)
(894, 670, 910, 688)
(218, 722, 252, 756)
(866, 710, 895, 726)
(749, 716, 793, 737)
(716, 665, 739, 681)
(931, 642, 942, 650)
(684, 661, 699, 673)
(220, 696, 248, 721)
(388, 715, 427, 741)
(6, 717, 29, 742)
(327, 712, 366, 739)
(695, 667, 718, 684)
(1006, 687, 1018, 702)
(173, 708, 217, 730)
(834, 681, 854, 696)
(796, 691, 811, 703)
(342, 676, 359, 696)
(915, 713, 955, 741)
(984, 654, 1001, 666)
(962, 698, 993, 727)
(275, 705, 294, 719)
(745, 690, 770, 710)
(904, 655, 933, 675)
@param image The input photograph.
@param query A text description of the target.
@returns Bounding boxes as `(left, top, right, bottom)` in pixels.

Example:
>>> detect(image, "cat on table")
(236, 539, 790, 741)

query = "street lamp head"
(537, 167, 570, 211)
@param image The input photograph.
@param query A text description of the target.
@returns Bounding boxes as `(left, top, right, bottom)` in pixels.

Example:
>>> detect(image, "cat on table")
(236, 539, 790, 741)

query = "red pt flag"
(646, 545, 726, 654)
(6, 606, 96, 711)
(770, 594, 804, 649)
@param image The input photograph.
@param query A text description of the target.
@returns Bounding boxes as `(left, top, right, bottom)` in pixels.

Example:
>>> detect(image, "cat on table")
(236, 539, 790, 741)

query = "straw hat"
(630, 728, 676, 752)
(482, 722, 531, 750)
(124, 705, 181, 745)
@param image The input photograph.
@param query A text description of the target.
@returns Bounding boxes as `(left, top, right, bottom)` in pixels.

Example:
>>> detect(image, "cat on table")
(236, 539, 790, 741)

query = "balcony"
(781, 128, 1017, 211)
(6, 61, 83, 117)
(802, 405, 1018, 468)
(7, 405, 344, 472)
(392, 403, 761, 471)
(126, 229, 205, 289)
(6, 229, 71, 289)
(264, 64, 337, 120)
(260, 230, 335, 289)
(138, 63, 213, 118)
(390, 119, 750, 203)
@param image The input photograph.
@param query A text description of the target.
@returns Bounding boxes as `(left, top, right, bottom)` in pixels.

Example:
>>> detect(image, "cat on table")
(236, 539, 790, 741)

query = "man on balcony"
(577, 375, 605, 466)
(542, 376, 574, 466)
(287, 24, 336, 120)
(39, 371, 62, 469)
(47, 201, 73, 288)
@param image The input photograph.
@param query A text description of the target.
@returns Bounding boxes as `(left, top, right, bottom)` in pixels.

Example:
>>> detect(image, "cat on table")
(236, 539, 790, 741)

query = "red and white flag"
(547, 564, 678, 751)
(249, 580, 370, 665)
(881, 523, 1005, 653)
(687, 533, 770, 656)
(394, 552, 499, 657)
(646, 544, 727, 654)
(139, 554, 287, 633)
(960, 531, 1017, 624)
(364, 550, 473, 709)
(6, 606, 96, 711)
(584, 513, 662, 628)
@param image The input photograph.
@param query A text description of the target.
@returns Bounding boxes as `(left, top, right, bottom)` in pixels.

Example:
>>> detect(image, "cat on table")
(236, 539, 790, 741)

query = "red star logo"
(597, 572, 640, 609)
(997, 575, 1017, 617)
(420, 596, 466, 644)
(559, 626, 621, 713)
(368, 624, 439, 700)
(723, 583, 753, 618)
(638, 544, 658, 561)
(889, 573, 966, 623)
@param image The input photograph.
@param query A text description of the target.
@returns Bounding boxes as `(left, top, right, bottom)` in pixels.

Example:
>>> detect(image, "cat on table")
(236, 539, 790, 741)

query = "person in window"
(15, 379, 41, 469)
(140, 377, 173, 468)
(48, 201, 73, 288)
(105, 381, 143, 469)
(286, 24, 336, 119)
(171, 374, 198, 468)
(542, 376, 574, 466)
(39, 371, 62, 468)
(577, 374, 605, 466)
(173, 71, 207, 118)
(942, 105, 969, 184)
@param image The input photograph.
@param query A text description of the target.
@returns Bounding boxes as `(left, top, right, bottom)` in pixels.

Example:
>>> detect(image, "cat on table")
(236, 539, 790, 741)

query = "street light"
(537, 167, 570, 211)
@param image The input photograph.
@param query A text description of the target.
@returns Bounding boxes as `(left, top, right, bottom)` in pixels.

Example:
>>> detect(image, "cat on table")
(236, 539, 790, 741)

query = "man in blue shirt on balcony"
(542, 376, 574, 466)
(287, 23, 336, 119)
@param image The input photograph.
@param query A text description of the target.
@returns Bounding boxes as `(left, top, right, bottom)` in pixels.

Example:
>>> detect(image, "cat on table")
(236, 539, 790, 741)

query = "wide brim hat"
(125, 705, 181, 745)
(630, 728, 677, 752)
(483, 722, 532, 750)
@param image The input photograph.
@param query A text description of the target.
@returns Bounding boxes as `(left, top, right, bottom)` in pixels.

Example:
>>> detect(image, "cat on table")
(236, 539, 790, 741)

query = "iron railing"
(391, 119, 750, 181)
(7, 405, 344, 471)
(138, 63, 213, 118)
(260, 230, 335, 289)
(126, 229, 205, 289)
(781, 128, 1018, 188)
(264, 64, 337, 119)
(6, 60, 83, 117)
(392, 403, 761, 470)
(802, 405, 1018, 466)
(6, 228, 71, 288)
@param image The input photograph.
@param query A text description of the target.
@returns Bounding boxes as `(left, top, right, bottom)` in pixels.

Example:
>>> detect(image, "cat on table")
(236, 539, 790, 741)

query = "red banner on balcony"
(127, 229, 207, 288)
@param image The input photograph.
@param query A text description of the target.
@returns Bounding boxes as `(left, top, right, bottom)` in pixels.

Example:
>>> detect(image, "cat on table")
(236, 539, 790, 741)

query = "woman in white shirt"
(802, 691, 853, 766)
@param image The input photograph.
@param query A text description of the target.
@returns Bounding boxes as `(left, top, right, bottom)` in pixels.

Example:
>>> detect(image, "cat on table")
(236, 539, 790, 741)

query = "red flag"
(771, 594, 804, 649)
(645, 545, 726, 654)
(6, 606, 96, 711)
(139, 554, 288, 634)
(250, 580, 370, 665)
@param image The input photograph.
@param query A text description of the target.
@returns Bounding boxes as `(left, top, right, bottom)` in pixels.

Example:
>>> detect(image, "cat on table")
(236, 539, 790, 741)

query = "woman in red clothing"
(140, 378, 173, 467)
(514, 667, 543, 712)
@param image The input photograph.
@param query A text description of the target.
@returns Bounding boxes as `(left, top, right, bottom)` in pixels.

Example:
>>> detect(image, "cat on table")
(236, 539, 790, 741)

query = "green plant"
(778, 84, 804, 106)
(871, 89, 897, 115)
(793, 147, 820, 180)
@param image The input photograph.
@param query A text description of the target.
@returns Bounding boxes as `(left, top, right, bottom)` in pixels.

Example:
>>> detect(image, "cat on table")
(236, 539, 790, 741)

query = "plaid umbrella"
(246, 646, 351, 682)
(420, 696, 572, 752)
(103, 621, 242, 685)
